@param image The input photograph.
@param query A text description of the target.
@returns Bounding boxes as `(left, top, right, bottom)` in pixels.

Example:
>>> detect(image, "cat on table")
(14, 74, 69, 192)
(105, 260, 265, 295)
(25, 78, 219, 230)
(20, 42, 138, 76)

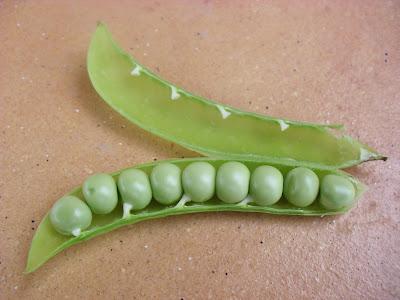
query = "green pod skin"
(82, 173, 118, 214)
(320, 175, 356, 210)
(250, 166, 283, 206)
(216, 162, 250, 204)
(118, 169, 152, 216)
(182, 162, 216, 203)
(26, 158, 366, 273)
(283, 167, 320, 207)
(150, 162, 182, 205)
(49, 196, 92, 236)
(87, 23, 386, 170)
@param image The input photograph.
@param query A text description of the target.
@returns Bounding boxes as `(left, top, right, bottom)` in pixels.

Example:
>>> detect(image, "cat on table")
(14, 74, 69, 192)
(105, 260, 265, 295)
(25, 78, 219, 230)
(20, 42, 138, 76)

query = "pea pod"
(26, 158, 365, 273)
(87, 23, 385, 169)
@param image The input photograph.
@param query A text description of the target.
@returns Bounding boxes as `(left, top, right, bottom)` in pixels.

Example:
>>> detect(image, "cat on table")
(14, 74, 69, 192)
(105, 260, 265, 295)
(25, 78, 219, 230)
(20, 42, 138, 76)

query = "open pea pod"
(87, 23, 385, 170)
(26, 158, 365, 273)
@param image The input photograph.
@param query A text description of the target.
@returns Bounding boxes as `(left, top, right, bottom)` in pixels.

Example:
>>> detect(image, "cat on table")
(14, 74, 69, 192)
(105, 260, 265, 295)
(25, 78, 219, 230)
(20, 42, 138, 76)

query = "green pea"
(49, 196, 92, 236)
(216, 162, 250, 204)
(320, 175, 356, 210)
(118, 169, 152, 211)
(82, 173, 118, 214)
(182, 162, 216, 202)
(250, 166, 283, 206)
(283, 167, 319, 207)
(150, 163, 182, 205)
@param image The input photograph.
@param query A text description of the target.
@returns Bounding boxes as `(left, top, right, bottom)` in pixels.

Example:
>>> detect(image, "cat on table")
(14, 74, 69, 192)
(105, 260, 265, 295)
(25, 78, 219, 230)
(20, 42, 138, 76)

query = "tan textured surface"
(1, 1, 399, 299)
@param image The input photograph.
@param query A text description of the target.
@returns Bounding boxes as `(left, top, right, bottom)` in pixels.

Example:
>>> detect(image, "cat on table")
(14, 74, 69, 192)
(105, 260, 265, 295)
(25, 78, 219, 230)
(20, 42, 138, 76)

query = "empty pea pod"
(87, 23, 385, 169)
(26, 158, 365, 273)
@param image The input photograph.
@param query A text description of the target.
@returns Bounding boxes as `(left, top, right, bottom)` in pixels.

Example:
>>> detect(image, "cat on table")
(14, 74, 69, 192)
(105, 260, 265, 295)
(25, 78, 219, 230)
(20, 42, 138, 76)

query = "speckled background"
(1, 1, 399, 299)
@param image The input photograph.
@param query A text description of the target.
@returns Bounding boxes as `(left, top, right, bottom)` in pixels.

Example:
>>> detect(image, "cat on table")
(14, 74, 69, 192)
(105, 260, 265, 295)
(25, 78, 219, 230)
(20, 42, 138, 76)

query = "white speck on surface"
(154, 28, 159, 32)
(21, 76, 26, 80)
(360, 148, 373, 161)
(292, 91, 298, 97)
(118, 142, 123, 146)
(144, 245, 148, 249)
(84, 167, 93, 174)
(146, 42, 150, 47)
(188, 257, 192, 261)
(121, 268, 126, 273)
(194, 47, 200, 52)
(186, 228, 191, 232)
(143, 52, 147, 56)
(131, 65, 142, 76)
(177, 267, 182, 271)
(41, 32, 46, 36)
(20, 126, 24, 130)
(6, 125, 10, 128)
(17, 23, 20, 27)
(277, 119, 289, 131)
(14, 286, 18, 290)
(216, 105, 231, 119)
(170, 86, 180, 100)
(254, 65, 259, 69)
(74, 108, 80, 113)
(72, 228, 81, 237)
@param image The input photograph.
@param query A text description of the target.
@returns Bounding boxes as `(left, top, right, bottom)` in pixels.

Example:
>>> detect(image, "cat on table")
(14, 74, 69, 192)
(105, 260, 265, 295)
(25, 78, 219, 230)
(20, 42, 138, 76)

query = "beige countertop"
(0, 1, 399, 299)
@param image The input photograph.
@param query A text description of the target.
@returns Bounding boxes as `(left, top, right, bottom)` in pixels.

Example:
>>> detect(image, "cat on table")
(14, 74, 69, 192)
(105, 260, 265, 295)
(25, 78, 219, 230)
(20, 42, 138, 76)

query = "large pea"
(50, 195, 92, 236)
(283, 167, 319, 207)
(320, 175, 356, 210)
(182, 162, 216, 202)
(250, 166, 283, 206)
(118, 169, 152, 210)
(150, 163, 182, 205)
(82, 173, 118, 214)
(216, 162, 250, 204)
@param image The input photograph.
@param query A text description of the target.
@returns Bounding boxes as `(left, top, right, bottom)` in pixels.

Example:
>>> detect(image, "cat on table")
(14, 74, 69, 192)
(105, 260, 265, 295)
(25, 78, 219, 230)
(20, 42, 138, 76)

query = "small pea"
(216, 162, 250, 204)
(150, 163, 182, 205)
(49, 195, 92, 236)
(283, 167, 319, 207)
(82, 173, 118, 214)
(118, 169, 152, 210)
(250, 166, 283, 206)
(320, 175, 356, 210)
(182, 162, 216, 202)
